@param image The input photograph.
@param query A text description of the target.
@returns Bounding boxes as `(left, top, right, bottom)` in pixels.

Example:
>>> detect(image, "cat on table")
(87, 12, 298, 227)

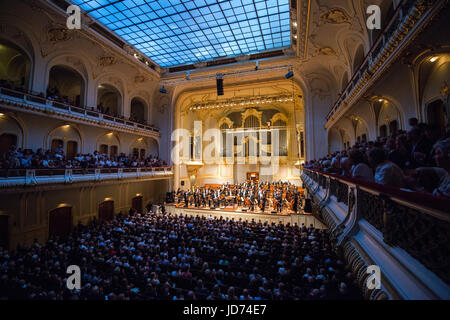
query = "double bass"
(244, 196, 251, 208)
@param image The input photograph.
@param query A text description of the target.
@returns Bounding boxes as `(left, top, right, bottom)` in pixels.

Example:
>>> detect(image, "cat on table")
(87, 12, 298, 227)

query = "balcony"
(301, 168, 450, 300)
(0, 87, 160, 137)
(0, 166, 172, 188)
(325, 0, 444, 128)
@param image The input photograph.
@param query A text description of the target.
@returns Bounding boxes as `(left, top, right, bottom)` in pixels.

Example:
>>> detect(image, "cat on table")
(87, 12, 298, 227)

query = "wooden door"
(99, 200, 114, 222)
(100, 144, 108, 155)
(49, 206, 72, 238)
(51, 139, 63, 152)
(66, 141, 77, 160)
(132, 196, 143, 213)
(110, 145, 118, 157)
(0, 215, 8, 249)
(0, 133, 17, 155)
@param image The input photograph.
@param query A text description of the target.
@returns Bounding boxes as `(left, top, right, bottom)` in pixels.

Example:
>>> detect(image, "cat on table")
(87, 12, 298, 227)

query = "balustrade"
(302, 168, 450, 285)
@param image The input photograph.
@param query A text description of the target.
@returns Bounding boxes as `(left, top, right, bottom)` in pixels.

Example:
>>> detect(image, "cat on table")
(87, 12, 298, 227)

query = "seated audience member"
(429, 138, 450, 197)
(409, 117, 419, 128)
(407, 127, 432, 168)
(367, 148, 405, 187)
(340, 157, 351, 177)
(349, 150, 373, 182)
(0, 211, 361, 300)
(387, 134, 409, 169)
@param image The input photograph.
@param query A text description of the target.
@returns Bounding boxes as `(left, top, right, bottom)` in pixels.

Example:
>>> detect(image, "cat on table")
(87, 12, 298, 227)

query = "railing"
(0, 87, 160, 134)
(325, 0, 437, 123)
(302, 168, 450, 285)
(0, 166, 172, 187)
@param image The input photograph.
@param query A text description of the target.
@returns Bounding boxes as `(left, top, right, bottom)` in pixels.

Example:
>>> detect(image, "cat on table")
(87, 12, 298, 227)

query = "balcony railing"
(325, 0, 439, 124)
(302, 168, 450, 286)
(0, 87, 160, 134)
(0, 166, 172, 187)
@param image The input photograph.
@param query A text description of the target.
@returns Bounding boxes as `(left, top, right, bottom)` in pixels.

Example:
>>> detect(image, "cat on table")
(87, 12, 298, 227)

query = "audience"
(0, 209, 361, 300)
(304, 119, 450, 197)
(0, 145, 167, 170)
(1, 80, 156, 128)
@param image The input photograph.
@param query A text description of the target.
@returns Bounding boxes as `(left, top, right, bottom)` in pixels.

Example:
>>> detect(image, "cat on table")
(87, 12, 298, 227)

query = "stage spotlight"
(285, 71, 294, 79)
(160, 87, 167, 94)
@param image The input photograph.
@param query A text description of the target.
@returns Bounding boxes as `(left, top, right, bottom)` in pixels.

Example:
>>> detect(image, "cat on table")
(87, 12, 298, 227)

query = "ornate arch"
(45, 51, 91, 82)
(270, 113, 289, 126)
(0, 22, 36, 91)
(44, 122, 84, 152)
(409, 48, 450, 121)
(95, 73, 125, 96)
(218, 116, 234, 129)
(241, 108, 262, 128)
(0, 112, 26, 149)
(95, 132, 121, 152)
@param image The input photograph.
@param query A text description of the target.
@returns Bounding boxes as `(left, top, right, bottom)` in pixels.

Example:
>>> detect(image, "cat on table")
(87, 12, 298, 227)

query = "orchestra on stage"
(168, 181, 306, 215)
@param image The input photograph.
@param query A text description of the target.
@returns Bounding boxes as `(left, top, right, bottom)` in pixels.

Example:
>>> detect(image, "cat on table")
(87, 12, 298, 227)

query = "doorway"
(0, 215, 8, 249)
(66, 141, 78, 160)
(0, 133, 17, 155)
(99, 200, 114, 222)
(49, 206, 72, 238)
(132, 196, 143, 213)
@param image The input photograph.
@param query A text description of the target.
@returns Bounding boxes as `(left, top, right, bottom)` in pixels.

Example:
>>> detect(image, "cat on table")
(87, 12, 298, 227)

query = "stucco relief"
(320, 8, 352, 25)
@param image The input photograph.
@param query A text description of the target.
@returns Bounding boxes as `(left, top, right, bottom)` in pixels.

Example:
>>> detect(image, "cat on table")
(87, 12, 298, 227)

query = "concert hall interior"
(0, 0, 449, 301)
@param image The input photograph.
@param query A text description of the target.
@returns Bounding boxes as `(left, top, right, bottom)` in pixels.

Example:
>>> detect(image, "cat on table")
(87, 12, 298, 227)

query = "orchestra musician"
(170, 181, 303, 214)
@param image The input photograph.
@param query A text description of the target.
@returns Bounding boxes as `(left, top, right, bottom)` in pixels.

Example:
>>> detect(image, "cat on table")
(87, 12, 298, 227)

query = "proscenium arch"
(172, 77, 307, 184)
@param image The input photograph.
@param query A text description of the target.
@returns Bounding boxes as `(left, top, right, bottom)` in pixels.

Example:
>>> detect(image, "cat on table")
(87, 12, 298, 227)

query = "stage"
(164, 203, 327, 229)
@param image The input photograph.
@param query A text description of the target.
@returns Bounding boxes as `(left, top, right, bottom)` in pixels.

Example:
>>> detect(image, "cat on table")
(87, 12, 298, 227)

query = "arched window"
(97, 84, 122, 117)
(0, 39, 31, 91)
(48, 65, 85, 107)
(131, 98, 147, 123)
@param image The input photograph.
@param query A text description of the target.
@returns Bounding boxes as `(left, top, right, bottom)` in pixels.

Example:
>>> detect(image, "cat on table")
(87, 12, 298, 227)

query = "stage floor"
(168, 202, 305, 216)
(164, 204, 326, 229)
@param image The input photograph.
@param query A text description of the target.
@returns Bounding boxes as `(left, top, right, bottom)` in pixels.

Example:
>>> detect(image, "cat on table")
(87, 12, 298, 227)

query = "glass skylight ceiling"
(71, 0, 292, 68)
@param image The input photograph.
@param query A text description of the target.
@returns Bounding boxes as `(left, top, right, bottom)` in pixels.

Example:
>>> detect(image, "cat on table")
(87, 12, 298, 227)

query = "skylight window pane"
(73, 0, 291, 67)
